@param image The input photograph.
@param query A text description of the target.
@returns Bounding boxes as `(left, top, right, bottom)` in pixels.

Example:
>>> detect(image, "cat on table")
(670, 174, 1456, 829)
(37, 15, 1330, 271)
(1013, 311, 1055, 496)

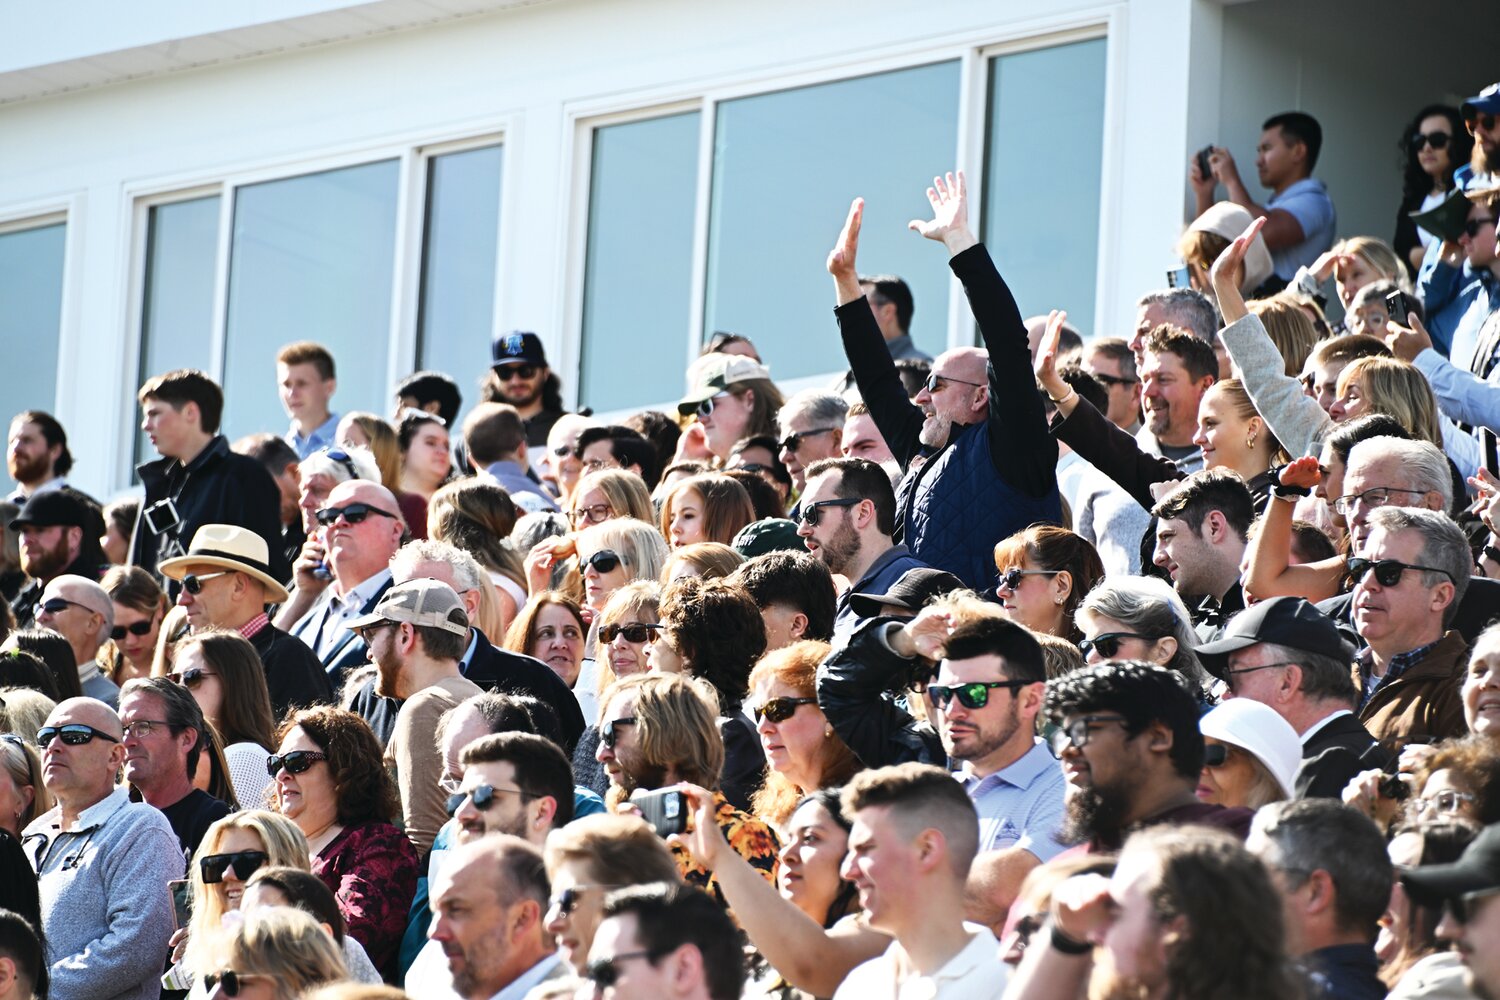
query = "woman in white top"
(169, 630, 275, 810)
(428, 478, 529, 636)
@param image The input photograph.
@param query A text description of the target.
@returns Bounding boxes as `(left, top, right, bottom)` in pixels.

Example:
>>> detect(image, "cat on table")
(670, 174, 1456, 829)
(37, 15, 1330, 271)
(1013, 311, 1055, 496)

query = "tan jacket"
(1355, 630, 1469, 752)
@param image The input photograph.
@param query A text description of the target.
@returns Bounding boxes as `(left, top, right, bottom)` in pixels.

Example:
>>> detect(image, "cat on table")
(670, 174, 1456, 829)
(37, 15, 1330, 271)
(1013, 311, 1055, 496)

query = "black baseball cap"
(1195, 596, 1353, 680)
(847, 567, 965, 619)
(490, 331, 548, 369)
(9, 489, 92, 531)
(1402, 824, 1500, 907)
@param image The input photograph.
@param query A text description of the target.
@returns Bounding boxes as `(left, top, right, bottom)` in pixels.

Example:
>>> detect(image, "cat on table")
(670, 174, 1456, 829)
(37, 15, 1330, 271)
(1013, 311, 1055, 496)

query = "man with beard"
(347, 578, 481, 854)
(9, 488, 106, 628)
(1402, 823, 1500, 1000)
(428, 835, 566, 1000)
(6, 411, 80, 505)
(826, 173, 1061, 593)
(796, 458, 927, 646)
(482, 331, 567, 451)
(1046, 661, 1253, 853)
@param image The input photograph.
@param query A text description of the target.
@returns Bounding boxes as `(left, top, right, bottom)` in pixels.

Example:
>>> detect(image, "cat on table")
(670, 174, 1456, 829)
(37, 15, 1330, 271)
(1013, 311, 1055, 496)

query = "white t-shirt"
(833, 923, 1007, 1000)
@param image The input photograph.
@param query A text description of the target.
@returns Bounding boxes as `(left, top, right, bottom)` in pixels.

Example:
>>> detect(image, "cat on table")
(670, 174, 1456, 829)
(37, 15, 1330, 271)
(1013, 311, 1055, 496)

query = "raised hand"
(1279, 455, 1322, 491)
(1049, 872, 1116, 944)
(896, 605, 957, 661)
(908, 171, 977, 254)
(1209, 215, 1266, 324)
(1385, 313, 1434, 362)
(667, 783, 727, 871)
(1034, 309, 1071, 402)
(826, 198, 863, 280)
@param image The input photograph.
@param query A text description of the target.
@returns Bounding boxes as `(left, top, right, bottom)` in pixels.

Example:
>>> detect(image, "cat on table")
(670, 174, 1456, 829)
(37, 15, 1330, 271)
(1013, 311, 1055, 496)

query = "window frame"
(0, 199, 81, 428)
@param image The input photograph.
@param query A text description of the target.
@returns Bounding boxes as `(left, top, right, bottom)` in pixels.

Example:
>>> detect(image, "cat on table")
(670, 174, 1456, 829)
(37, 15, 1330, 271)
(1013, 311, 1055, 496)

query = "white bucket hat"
(1199, 698, 1302, 798)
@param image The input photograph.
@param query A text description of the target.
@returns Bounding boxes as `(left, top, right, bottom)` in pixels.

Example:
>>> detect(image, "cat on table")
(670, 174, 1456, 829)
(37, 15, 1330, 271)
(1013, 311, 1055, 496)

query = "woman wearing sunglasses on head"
(1195, 699, 1300, 810)
(0, 730, 50, 838)
(992, 525, 1103, 644)
(170, 630, 276, 810)
(99, 565, 168, 686)
(1074, 576, 1209, 695)
(269, 706, 417, 981)
(199, 906, 348, 1000)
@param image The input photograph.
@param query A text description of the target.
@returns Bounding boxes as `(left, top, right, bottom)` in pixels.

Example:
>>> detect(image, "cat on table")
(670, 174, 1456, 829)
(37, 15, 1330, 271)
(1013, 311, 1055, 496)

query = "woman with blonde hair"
(1288, 234, 1411, 322)
(0, 730, 51, 837)
(99, 565, 169, 686)
(659, 473, 756, 548)
(0, 686, 56, 749)
(662, 542, 744, 583)
(747, 641, 860, 829)
(1330, 356, 1443, 446)
(571, 583, 662, 784)
(567, 468, 655, 529)
(199, 907, 347, 999)
(428, 478, 528, 630)
(336, 413, 403, 493)
(1251, 296, 1320, 378)
(524, 518, 670, 615)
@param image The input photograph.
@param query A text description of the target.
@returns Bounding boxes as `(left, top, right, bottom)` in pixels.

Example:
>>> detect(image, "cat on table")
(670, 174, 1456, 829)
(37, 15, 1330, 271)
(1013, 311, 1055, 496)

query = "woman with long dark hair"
(1395, 105, 1472, 276)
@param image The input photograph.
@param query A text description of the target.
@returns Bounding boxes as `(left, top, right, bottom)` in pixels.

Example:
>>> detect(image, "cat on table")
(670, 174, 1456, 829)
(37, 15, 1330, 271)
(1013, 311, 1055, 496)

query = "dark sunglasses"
(600, 622, 660, 644)
(1464, 217, 1497, 238)
(1202, 743, 1231, 768)
(316, 447, 359, 479)
(582, 550, 623, 574)
(927, 680, 1032, 710)
(1079, 632, 1155, 659)
(753, 696, 817, 725)
(587, 951, 657, 989)
(169, 667, 216, 689)
(111, 619, 155, 640)
(695, 393, 731, 418)
(1090, 372, 1137, 388)
(600, 717, 637, 750)
(549, 884, 618, 917)
(266, 749, 327, 777)
(799, 497, 862, 527)
(998, 567, 1060, 591)
(1466, 112, 1498, 134)
(779, 427, 838, 453)
(202, 971, 270, 997)
(314, 502, 398, 527)
(39, 597, 90, 615)
(1347, 556, 1455, 587)
(497, 364, 539, 381)
(922, 372, 984, 394)
(1410, 131, 1451, 151)
(181, 571, 232, 595)
(36, 724, 120, 748)
(445, 782, 531, 817)
(199, 850, 269, 884)
(1446, 887, 1500, 925)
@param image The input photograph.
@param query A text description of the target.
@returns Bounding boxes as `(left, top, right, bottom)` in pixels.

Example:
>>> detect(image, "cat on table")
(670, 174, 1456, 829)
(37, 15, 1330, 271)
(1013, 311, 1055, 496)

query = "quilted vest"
(897, 422, 1062, 592)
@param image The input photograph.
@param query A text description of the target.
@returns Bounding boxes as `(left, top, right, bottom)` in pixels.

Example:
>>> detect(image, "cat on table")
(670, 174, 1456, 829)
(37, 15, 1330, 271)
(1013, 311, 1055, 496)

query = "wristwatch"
(1268, 481, 1311, 501)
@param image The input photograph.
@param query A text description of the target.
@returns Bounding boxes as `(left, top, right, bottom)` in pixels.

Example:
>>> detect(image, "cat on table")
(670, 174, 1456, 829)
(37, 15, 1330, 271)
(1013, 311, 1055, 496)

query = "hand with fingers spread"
(827, 198, 866, 305)
(1034, 309, 1073, 406)
(1209, 216, 1267, 325)
(1385, 313, 1434, 362)
(908, 171, 978, 255)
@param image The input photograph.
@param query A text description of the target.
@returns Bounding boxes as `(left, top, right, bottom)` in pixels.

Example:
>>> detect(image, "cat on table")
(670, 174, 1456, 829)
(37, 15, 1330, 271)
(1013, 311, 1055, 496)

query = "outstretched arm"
(1241, 457, 1345, 602)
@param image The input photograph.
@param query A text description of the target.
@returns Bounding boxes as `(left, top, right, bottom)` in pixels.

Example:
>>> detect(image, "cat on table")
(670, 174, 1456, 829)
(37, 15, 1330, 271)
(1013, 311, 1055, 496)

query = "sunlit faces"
(1079, 614, 1172, 668)
(1219, 645, 1291, 703)
(1194, 737, 1256, 807)
(491, 362, 547, 409)
(1085, 351, 1141, 429)
(794, 473, 864, 577)
(594, 691, 663, 793)
(1255, 125, 1302, 190)
(36, 701, 124, 802)
(1463, 631, 1500, 736)
(667, 488, 707, 548)
(1140, 351, 1206, 446)
(212, 826, 269, 912)
(403, 422, 452, 489)
(751, 677, 827, 791)
(6, 419, 57, 484)
(777, 798, 851, 924)
(1192, 388, 1261, 475)
(532, 603, 585, 688)
(174, 561, 239, 629)
(172, 643, 225, 724)
(839, 804, 922, 933)
(841, 411, 895, 467)
(430, 855, 525, 999)
(1307, 360, 1346, 417)
(546, 859, 610, 975)
(586, 913, 674, 1000)
(140, 398, 199, 460)
(119, 689, 191, 792)
(0, 756, 35, 838)
(1414, 114, 1454, 179)
(1333, 254, 1382, 310)
(19, 523, 76, 580)
(277, 362, 335, 423)
(580, 547, 630, 614)
(600, 612, 656, 680)
(644, 629, 683, 674)
(695, 389, 755, 461)
(994, 559, 1065, 635)
(1153, 516, 1218, 598)
(1328, 374, 1367, 423)
(1460, 200, 1498, 270)
(271, 726, 337, 834)
(1348, 301, 1392, 340)
(452, 759, 533, 843)
(297, 470, 338, 535)
(931, 654, 1032, 767)
(1095, 849, 1174, 995)
(1351, 525, 1454, 650)
(911, 353, 987, 449)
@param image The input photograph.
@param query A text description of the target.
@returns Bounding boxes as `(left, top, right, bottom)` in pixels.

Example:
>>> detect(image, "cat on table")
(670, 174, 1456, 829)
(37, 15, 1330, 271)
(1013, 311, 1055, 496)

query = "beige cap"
(346, 578, 469, 636)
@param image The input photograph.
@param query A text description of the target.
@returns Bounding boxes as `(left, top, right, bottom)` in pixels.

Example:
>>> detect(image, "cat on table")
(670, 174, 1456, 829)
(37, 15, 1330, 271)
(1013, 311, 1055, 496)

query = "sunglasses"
(549, 884, 618, 917)
(1202, 743, 1231, 768)
(582, 550, 623, 574)
(1464, 217, 1497, 239)
(753, 696, 817, 725)
(39, 597, 91, 616)
(202, 971, 272, 998)
(922, 372, 985, 394)
(497, 364, 539, 381)
(1466, 113, 1498, 134)
(314, 502, 398, 527)
(600, 622, 660, 644)
(1049, 714, 1129, 755)
(199, 850, 269, 884)
(587, 951, 657, 989)
(1089, 372, 1137, 388)
(927, 680, 1032, 710)
(600, 717, 637, 750)
(799, 497, 862, 527)
(1078, 632, 1155, 659)
(998, 567, 1060, 591)
(1410, 131, 1451, 152)
(572, 503, 612, 525)
(169, 667, 216, 689)
(1347, 556, 1455, 587)
(315, 447, 359, 479)
(1446, 887, 1500, 925)
(266, 749, 327, 777)
(36, 724, 120, 747)
(779, 427, 838, 453)
(111, 619, 156, 640)
(445, 783, 531, 817)
(181, 571, 232, 595)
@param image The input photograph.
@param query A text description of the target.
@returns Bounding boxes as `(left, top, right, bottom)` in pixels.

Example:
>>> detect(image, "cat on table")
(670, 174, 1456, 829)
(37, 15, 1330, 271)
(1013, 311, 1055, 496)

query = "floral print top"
(313, 820, 419, 981)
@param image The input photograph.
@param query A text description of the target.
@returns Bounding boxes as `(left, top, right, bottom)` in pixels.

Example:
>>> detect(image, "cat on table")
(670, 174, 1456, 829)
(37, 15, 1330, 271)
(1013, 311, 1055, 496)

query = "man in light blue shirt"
(462, 402, 559, 513)
(277, 342, 341, 459)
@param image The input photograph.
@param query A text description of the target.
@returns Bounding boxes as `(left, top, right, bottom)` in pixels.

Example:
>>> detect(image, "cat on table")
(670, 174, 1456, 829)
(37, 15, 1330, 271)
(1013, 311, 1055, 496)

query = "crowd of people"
(1, 84, 1499, 1000)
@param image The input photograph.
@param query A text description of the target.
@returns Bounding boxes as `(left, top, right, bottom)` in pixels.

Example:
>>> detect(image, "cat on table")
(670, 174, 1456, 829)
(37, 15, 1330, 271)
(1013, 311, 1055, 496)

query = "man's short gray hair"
(778, 390, 849, 436)
(1138, 288, 1219, 343)
(391, 538, 486, 595)
(299, 445, 379, 485)
(1256, 641, 1356, 707)
(1365, 506, 1471, 625)
(1249, 799, 1392, 939)
(1346, 436, 1452, 513)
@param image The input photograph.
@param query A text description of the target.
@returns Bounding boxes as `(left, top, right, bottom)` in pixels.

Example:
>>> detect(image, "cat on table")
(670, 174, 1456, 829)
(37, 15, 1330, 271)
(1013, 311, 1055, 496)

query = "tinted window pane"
(417, 144, 503, 401)
(135, 196, 220, 467)
(705, 62, 960, 381)
(0, 222, 65, 423)
(221, 160, 399, 440)
(982, 39, 1107, 335)
(580, 112, 700, 412)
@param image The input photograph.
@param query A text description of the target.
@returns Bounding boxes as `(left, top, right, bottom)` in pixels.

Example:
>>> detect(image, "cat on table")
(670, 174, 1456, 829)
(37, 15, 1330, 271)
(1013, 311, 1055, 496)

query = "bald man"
(23, 698, 180, 1000)
(34, 575, 118, 708)
(280, 479, 406, 685)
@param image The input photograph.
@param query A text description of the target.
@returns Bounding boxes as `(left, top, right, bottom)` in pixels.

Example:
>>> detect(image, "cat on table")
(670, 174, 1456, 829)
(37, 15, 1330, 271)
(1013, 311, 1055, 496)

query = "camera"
(1167, 264, 1192, 289)
(1378, 772, 1411, 801)
(143, 498, 181, 537)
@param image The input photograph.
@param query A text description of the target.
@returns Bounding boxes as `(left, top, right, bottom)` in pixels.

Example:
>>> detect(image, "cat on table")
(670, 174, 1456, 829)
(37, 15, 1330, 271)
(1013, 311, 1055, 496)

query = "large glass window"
(134, 195, 221, 466)
(221, 160, 400, 440)
(704, 62, 961, 383)
(982, 38, 1107, 335)
(417, 144, 504, 396)
(0, 221, 66, 422)
(579, 112, 701, 412)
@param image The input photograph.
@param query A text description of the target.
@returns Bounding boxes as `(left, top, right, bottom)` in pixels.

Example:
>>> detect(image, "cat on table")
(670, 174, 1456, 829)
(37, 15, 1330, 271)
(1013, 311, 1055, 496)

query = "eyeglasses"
(497, 364, 539, 381)
(1347, 556, 1455, 587)
(752, 697, 818, 724)
(922, 372, 984, 394)
(600, 622, 660, 644)
(199, 850, 269, 884)
(1089, 372, 1137, 388)
(1078, 632, 1155, 659)
(445, 783, 532, 817)
(1410, 131, 1451, 152)
(314, 502, 398, 527)
(181, 571, 232, 595)
(779, 427, 838, 453)
(572, 503, 613, 525)
(39, 597, 92, 616)
(799, 497, 862, 527)
(582, 550, 623, 574)
(1050, 714, 1130, 755)
(587, 950, 659, 989)
(266, 749, 327, 777)
(600, 717, 637, 750)
(695, 392, 731, 418)
(928, 680, 1032, 711)
(203, 971, 272, 997)
(1329, 486, 1429, 516)
(1415, 789, 1475, 815)
(121, 719, 171, 740)
(1202, 743, 1233, 768)
(1223, 661, 1297, 692)
(736, 462, 773, 474)
(111, 619, 156, 640)
(1446, 887, 1500, 925)
(998, 567, 1061, 592)
(1464, 218, 1497, 239)
(169, 667, 216, 689)
(36, 724, 120, 747)
(551, 443, 572, 457)
(548, 884, 619, 917)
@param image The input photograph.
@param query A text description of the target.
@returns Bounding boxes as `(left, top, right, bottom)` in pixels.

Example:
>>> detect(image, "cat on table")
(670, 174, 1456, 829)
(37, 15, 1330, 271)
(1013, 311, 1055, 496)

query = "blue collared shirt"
(957, 738, 1067, 860)
(286, 412, 342, 460)
(482, 460, 559, 513)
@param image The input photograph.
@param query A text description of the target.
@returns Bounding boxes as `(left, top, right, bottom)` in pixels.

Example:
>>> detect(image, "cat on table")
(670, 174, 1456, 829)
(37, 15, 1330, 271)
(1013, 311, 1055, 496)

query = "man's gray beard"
(918, 413, 951, 449)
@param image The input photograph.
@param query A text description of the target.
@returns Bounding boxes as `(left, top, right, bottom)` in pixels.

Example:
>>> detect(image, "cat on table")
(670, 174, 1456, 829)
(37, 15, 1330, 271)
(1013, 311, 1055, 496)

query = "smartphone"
(1196, 145, 1215, 179)
(633, 788, 688, 838)
(1385, 289, 1417, 328)
(169, 878, 192, 930)
(1167, 264, 1192, 289)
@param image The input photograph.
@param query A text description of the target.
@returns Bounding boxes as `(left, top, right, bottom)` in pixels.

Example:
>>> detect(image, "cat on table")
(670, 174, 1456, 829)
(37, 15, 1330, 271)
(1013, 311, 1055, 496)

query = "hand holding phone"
(632, 787, 688, 838)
